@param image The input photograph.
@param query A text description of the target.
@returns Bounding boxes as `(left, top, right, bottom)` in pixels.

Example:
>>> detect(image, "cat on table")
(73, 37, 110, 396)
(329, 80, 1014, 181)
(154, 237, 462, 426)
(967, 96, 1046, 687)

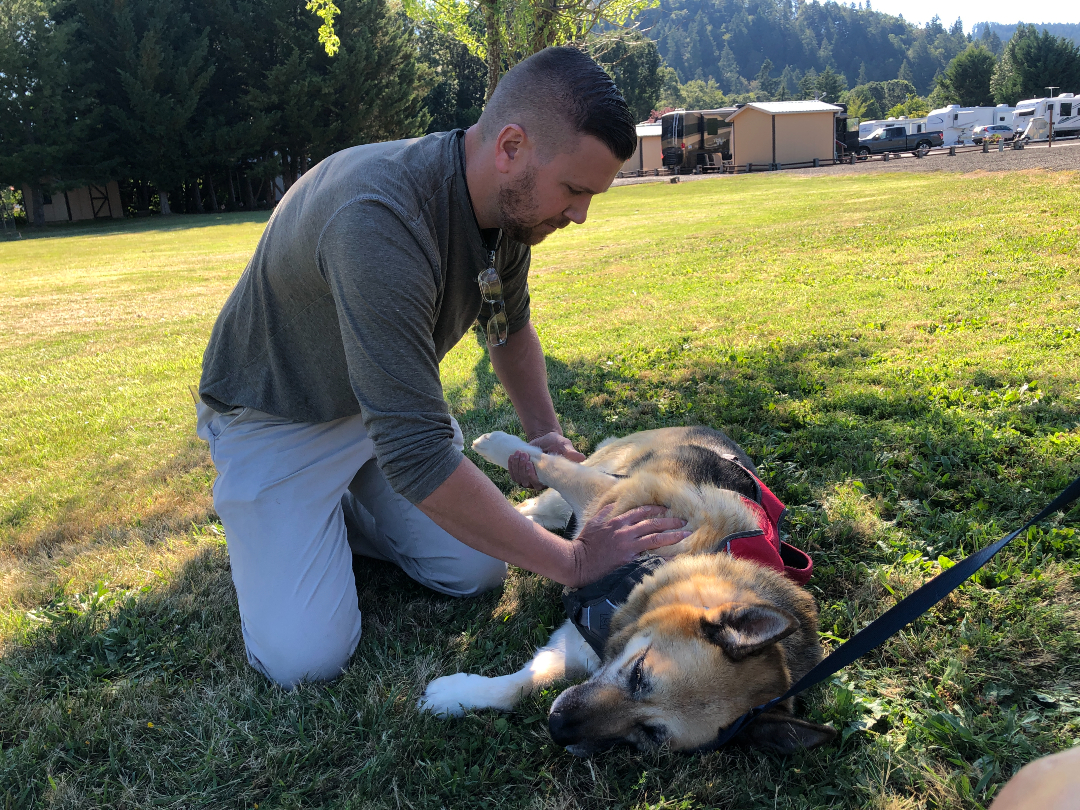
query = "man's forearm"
(417, 456, 578, 583)
(489, 323, 561, 440)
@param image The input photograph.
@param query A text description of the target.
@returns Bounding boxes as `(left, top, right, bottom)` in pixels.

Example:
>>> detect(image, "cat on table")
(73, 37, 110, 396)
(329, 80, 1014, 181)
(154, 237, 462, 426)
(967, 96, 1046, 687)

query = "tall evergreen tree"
(592, 31, 663, 123)
(816, 65, 846, 102)
(797, 67, 818, 99)
(418, 23, 486, 132)
(754, 57, 777, 97)
(935, 43, 995, 107)
(0, 0, 95, 225)
(991, 24, 1080, 105)
(64, 0, 215, 213)
(897, 59, 913, 84)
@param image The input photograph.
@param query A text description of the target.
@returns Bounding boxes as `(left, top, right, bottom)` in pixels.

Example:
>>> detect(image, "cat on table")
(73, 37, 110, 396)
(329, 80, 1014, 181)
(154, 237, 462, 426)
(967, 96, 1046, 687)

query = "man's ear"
(494, 124, 528, 173)
(736, 712, 836, 754)
(700, 603, 799, 660)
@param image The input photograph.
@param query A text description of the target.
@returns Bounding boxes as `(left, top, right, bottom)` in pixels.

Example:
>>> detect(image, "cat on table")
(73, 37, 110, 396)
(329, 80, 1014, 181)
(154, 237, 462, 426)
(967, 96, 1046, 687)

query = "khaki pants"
(196, 403, 506, 688)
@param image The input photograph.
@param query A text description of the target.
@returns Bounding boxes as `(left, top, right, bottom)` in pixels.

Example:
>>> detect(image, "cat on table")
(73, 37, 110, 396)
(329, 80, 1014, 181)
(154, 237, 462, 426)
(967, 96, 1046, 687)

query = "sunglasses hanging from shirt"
(478, 247, 508, 347)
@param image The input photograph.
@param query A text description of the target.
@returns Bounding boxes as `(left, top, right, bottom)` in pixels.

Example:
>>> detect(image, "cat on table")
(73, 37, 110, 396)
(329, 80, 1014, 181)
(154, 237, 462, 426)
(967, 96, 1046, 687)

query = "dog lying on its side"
(420, 426, 836, 755)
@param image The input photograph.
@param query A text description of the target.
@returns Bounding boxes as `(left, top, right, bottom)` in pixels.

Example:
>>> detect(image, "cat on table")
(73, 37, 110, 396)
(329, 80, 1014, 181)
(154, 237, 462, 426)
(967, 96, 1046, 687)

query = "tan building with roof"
(621, 122, 663, 174)
(727, 101, 841, 168)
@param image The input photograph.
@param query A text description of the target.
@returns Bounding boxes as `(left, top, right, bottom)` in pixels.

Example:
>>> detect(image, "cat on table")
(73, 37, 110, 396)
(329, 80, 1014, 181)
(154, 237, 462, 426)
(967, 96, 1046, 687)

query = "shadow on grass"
(2, 332, 1078, 808)
(11, 210, 272, 241)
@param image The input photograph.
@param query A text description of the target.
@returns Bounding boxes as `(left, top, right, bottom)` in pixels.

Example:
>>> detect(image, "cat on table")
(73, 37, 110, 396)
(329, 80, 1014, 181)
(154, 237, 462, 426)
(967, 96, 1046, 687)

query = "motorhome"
(925, 104, 1014, 146)
(660, 108, 737, 171)
(1011, 95, 1080, 139)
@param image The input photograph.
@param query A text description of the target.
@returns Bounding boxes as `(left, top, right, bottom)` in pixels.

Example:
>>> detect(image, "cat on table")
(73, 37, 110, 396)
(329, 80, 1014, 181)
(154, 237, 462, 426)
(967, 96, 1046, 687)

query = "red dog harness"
(717, 454, 812, 585)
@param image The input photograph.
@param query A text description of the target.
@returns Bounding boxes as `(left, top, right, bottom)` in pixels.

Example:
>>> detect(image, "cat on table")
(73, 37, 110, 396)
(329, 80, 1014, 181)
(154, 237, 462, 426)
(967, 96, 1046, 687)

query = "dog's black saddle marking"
(667, 444, 759, 501)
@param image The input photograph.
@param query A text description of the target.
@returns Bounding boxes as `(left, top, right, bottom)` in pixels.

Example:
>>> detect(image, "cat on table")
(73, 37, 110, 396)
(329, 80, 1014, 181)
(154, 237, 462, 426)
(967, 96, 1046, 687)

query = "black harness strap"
(708, 474, 1080, 750)
(563, 555, 667, 656)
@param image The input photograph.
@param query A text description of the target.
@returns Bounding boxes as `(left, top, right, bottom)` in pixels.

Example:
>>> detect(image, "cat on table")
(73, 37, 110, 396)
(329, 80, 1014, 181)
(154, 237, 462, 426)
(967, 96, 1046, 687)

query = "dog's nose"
(548, 707, 577, 746)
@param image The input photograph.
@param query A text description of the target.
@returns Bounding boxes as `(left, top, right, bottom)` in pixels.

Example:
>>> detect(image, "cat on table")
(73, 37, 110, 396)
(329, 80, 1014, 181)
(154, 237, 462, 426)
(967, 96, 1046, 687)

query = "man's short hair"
(479, 46, 637, 163)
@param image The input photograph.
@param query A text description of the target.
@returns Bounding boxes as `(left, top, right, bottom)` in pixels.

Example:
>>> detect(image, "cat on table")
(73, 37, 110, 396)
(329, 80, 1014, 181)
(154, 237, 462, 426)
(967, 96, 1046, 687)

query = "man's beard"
(496, 166, 568, 246)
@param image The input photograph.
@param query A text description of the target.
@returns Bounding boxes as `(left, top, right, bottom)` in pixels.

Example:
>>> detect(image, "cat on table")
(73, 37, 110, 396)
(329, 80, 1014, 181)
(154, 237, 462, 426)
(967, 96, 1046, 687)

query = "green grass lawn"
(1, 171, 1078, 809)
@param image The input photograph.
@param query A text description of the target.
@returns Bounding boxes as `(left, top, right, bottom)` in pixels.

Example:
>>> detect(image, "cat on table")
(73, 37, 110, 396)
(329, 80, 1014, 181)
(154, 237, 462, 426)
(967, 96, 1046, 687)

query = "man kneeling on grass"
(194, 46, 691, 688)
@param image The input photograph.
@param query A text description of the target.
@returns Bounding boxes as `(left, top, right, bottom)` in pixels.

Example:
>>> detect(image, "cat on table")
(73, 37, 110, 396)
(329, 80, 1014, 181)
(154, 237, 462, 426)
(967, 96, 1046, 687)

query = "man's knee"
(244, 613, 362, 689)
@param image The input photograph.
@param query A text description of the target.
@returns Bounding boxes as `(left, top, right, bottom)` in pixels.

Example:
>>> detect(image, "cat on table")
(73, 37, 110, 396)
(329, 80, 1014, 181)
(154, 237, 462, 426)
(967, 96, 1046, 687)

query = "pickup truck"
(856, 125, 944, 158)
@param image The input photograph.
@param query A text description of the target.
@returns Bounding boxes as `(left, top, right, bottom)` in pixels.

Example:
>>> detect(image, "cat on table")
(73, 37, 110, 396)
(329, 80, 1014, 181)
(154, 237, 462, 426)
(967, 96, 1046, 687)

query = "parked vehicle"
(1011, 95, 1080, 139)
(972, 124, 1017, 144)
(857, 116, 928, 139)
(926, 104, 1014, 146)
(856, 125, 944, 158)
(834, 103, 861, 155)
(660, 108, 737, 172)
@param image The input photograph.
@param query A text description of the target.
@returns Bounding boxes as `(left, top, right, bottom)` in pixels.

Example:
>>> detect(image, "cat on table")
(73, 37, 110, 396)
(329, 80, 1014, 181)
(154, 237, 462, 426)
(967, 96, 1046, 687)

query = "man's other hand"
(508, 432, 585, 489)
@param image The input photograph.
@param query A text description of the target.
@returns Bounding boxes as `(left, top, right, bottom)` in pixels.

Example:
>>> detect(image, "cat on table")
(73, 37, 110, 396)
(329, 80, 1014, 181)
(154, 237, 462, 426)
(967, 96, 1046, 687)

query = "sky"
(861, 0, 1076, 29)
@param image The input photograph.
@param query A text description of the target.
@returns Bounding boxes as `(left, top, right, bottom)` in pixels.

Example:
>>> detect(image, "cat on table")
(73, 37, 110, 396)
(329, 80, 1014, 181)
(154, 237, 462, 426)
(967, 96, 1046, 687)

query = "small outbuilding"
(621, 122, 663, 174)
(21, 181, 124, 223)
(727, 101, 841, 168)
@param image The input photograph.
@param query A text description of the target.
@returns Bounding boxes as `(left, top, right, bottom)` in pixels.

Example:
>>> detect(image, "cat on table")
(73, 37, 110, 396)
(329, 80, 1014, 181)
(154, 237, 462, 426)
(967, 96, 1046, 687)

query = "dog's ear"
(736, 713, 836, 754)
(700, 604, 799, 660)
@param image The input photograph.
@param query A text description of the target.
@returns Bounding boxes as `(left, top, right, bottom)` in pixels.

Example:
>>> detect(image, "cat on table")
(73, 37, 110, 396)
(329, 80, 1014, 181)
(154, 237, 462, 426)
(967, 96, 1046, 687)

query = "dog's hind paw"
(471, 431, 538, 470)
(419, 673, 521, 717)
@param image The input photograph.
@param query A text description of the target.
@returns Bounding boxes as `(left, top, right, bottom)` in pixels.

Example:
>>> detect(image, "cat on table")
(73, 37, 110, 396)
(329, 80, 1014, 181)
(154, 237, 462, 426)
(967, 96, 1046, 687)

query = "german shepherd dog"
(420, 427, 836, 755)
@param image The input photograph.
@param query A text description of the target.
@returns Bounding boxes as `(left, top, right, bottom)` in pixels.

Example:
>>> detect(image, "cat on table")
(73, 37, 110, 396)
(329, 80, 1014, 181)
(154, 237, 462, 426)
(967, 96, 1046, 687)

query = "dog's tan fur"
(420, 427, 834, 755)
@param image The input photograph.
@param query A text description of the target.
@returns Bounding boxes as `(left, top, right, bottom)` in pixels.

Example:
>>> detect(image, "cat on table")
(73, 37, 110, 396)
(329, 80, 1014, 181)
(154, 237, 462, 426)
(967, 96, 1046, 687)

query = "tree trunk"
(191, 180, 205, 214)
(136, 182, 150, 217)
(241, 173, 256, 210)
(227, 171, 238, 211)
(283, 152, 297, 190)
(30, 186, 46, 227)
(206, 174, 219, 212)
(482, 0, 502, 101)
(158, 189, 172, 216)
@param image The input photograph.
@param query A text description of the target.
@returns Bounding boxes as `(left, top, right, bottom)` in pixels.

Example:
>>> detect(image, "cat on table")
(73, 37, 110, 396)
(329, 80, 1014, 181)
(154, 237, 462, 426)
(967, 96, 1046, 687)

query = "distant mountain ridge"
(639, 0, 1076, 97)
(974, 22, 1080, 47)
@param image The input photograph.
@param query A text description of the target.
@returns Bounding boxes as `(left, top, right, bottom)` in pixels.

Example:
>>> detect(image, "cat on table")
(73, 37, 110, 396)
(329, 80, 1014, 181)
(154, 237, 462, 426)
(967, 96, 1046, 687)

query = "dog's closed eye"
(628, 651, 650, 697)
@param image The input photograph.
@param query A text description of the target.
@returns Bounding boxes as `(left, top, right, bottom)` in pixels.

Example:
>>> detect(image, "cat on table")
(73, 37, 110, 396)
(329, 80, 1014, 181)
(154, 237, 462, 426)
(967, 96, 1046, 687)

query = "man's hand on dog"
(570, 504, 689, 586)
(508, 432, 585, 489)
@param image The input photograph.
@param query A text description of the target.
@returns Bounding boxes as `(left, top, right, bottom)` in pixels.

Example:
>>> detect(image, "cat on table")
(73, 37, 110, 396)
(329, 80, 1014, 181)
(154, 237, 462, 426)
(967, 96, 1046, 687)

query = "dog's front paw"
(471, 431, 537, 470)
(419, 673, 519, 717)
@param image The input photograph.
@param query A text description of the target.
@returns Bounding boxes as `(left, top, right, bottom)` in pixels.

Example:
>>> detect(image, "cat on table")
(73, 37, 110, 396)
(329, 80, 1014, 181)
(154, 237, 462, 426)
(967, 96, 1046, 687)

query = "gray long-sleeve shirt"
(199, 131, 532, 504)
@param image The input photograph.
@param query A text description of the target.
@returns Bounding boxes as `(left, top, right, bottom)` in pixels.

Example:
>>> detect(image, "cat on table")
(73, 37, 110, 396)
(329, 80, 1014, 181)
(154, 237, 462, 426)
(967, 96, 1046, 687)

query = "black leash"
(710, 474, 1080, 749)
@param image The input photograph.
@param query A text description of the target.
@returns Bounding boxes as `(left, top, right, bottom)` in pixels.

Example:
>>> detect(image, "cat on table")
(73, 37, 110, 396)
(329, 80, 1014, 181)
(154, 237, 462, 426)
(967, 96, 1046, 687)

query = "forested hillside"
(975, 21, 1080, 48)
(642, 0, 978, 95)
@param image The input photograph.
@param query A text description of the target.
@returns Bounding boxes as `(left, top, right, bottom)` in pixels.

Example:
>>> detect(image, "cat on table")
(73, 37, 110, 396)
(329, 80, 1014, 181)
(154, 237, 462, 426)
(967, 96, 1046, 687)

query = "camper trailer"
(1011, 95, 1080, 139)
(660, 108, 737, 171)
(857, 116, 928, 138)
(925, 104, 1014, 146)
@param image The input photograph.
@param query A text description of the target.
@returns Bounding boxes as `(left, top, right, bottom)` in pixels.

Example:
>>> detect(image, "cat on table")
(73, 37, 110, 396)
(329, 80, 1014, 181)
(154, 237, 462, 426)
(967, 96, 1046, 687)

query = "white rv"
(925, 104, 1014, 146)
(1011, 95, 1080, 139)
(857, 116, 928, 138)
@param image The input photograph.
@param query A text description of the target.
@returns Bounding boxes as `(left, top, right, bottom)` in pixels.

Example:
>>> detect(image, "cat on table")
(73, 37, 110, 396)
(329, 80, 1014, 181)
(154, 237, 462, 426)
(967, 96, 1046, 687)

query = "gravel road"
(611, 138, 1080, 187)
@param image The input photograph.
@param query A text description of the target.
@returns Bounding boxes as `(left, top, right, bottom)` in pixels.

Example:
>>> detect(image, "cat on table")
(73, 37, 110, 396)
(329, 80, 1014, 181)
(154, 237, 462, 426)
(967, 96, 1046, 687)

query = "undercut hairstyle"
(479, 46, 637, 163)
